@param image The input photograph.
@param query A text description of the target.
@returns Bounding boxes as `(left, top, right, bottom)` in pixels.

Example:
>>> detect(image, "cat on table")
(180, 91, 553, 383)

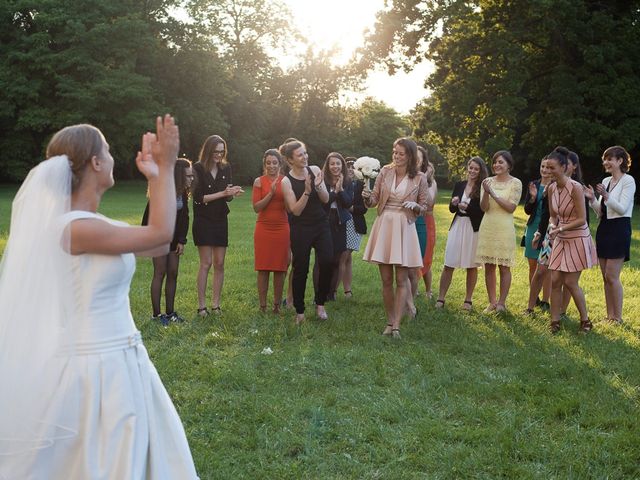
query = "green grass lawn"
(1, 181, 639, 479)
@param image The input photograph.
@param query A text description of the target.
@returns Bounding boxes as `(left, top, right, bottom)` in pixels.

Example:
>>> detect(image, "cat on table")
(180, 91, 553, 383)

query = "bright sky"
(282, 0, 432, 114)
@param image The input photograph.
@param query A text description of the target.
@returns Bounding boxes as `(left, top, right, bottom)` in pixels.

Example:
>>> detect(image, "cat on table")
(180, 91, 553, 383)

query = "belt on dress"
(58, 330, 142, 355)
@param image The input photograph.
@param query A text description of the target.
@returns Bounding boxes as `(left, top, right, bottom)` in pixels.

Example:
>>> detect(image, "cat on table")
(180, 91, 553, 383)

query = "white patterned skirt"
(444, 216, 481, 269)
(345, 217, 362, 251)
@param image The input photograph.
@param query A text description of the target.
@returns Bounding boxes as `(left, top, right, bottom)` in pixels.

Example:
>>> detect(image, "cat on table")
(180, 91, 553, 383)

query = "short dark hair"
(603, 146, 631, 173)
(492, 150, 514, 170)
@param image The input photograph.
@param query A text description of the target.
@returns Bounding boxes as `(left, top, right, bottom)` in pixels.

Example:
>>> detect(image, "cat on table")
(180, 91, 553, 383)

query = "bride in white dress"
(0, 115, 198, 478)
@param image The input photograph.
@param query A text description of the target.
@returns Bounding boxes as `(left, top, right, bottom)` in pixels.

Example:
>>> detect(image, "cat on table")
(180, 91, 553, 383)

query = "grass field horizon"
(1, 180, 639, 479)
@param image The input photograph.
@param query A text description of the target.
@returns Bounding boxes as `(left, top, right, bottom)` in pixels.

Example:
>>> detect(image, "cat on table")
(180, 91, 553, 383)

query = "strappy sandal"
(272, 302, 281, 314)
(211, 306, 222, 315)
(391, 328, 401, 339)
(462, 300, 473, 311)
(197, 307, 210, 317)
(496, 303, 506, 312)
(550, 320, 561, 334)
(259, 304, 267, 313)
(382, 324, 393, 335)
(344, 290, 353, 298)
(435, 299, 445, 309)
(579, 319, 593, 333)
(295, 313, 305, 325)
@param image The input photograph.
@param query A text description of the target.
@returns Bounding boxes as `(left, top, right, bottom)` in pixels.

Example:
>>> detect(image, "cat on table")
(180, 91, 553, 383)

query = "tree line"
(0, 0, 408, 183)
(360, 0, 640, 185)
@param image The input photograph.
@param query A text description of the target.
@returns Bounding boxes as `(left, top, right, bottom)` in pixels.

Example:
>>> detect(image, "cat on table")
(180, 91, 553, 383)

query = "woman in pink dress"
(252, 149, 290, 313)
(545, 147, 597, 333)
(362, 138, 430, 338)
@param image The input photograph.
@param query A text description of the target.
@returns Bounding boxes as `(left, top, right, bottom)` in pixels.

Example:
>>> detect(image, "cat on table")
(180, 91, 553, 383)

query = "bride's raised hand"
(152, 114, 179, 170)
(135, 132, 160, 180)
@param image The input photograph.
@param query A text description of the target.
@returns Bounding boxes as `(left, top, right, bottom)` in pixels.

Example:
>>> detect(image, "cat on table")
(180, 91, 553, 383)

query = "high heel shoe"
(391, 329, 401, 339)
(295, 313, 305, 325)
(197, 307, 210, 317)
(382, 324, 393, 335)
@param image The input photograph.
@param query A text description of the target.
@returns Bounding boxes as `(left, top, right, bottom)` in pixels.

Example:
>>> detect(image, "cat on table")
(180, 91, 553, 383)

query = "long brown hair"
(46, 124, 104, 191)
(468, 156, 488, 199)
(393, 138, 418, 179)
(198, 135, 228, 172)
(322, 152, 347, 184)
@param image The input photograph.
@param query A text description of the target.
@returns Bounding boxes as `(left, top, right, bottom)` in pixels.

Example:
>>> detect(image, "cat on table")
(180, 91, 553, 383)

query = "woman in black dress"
(142, 158, 193, 324)
(192, 135, 243, 316)
(278, 139, 332, 324)
(587, 146, 635, 324)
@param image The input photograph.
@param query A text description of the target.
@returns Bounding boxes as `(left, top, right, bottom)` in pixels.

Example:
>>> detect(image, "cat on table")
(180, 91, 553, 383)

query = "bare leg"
(422, 267, 433, 297)
(497, 265, 512, 307)
(560, 286, 572, 315)
(273, 271, 285, 312)
(211, 246, 226, 309)
(527, 258, 537, 285)
(465, 267, 478, 304)
(378, 264, 395, 333)
(541, 268, 552, 303)
(527, 263, 548, 310)
(550, 270, 564, 328)
(437, 265, 454, 303)
(393, 267, 410, 329)
(562, 271, 588, 322)
(197, 246, 213, 310)
(484, 263, 497, 308)
(406, 268, 418, 316)
(257, 271, 269, 311)
(601, 257, 625, 321)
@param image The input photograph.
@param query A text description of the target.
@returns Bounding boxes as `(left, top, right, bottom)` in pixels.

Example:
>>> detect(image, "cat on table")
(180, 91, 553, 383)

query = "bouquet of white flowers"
(353, 156, 381, 190)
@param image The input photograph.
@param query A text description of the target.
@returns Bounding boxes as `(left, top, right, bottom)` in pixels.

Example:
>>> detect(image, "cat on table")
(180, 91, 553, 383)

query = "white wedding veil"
(0, 155, 78, 472)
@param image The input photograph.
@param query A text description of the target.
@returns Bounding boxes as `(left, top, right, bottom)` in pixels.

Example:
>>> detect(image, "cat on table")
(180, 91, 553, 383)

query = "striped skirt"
(548, 224, 597, 272)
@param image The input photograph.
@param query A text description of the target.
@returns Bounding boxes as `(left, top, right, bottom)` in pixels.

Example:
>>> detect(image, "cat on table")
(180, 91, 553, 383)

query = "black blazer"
(192, 162, 232, 219)
(448, 181, 484, 232)
(351, 180, 368, 234)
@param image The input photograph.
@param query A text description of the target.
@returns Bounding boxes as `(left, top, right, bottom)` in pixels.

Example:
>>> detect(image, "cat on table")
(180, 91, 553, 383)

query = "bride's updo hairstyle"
(46, 124, 104, 191)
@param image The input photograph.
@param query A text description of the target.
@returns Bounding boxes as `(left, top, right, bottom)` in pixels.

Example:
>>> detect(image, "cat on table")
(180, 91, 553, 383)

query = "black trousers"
(290, 221, 333, 314)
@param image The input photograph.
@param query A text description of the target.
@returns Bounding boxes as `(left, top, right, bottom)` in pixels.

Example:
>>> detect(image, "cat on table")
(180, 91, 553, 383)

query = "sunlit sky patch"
(282, 0, 432, 114)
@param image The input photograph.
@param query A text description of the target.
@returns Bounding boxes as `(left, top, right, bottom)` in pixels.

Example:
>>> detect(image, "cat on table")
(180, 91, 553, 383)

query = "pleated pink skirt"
(363, 207, 423, 267)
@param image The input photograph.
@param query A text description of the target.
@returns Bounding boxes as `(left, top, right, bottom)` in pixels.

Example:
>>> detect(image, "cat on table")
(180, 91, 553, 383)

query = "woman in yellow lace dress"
(475, 151, 522, 312)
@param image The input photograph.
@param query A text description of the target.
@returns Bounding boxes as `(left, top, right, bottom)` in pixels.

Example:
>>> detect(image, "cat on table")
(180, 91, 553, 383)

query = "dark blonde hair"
(603, 146, 632, 173)
(198, 135, 228, 171)
(262, 148, 284, 175)
(46, 124, 104, 191)
(492, 150, 514, 171)
(322, 152, 347, 183)
(279, 139, 305, 165)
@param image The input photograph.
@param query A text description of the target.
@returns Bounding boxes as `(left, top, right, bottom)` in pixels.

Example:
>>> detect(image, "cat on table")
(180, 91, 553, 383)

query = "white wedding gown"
(19, 211, 199, 479)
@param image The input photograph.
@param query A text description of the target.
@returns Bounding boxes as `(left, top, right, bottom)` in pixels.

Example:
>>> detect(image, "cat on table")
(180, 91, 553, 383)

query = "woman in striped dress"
(545, 148, 597, 333)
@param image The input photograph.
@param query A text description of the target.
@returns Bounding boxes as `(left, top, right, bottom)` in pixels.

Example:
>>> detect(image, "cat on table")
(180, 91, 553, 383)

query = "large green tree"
(362, 0, 640, 183)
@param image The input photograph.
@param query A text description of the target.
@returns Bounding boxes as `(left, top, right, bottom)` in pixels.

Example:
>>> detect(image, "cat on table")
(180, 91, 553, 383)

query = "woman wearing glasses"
(192, 135, 243, 316)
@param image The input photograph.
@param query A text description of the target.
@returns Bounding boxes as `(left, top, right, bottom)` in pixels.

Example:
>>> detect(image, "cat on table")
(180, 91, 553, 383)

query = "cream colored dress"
(363, 174, 423, 267)
(475, 177, 523, 267)
(21, 211, 200, 480)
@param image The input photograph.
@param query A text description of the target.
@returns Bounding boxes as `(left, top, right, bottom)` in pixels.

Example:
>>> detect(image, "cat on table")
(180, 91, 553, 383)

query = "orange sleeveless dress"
(253, 175, 290, 271)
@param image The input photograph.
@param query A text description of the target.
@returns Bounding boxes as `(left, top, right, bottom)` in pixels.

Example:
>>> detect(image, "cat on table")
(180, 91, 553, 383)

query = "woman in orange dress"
(252, 149, 290, 313)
